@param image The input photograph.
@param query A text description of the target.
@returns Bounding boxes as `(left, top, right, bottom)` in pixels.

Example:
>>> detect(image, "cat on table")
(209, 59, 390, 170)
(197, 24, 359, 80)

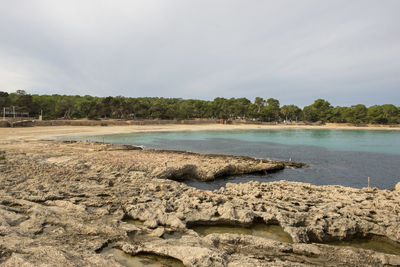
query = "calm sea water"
(61, 129, 400, 190)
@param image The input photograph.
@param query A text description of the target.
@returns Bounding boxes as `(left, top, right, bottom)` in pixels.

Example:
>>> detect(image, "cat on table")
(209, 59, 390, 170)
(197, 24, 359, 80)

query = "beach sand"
(0, 122, 399, 141)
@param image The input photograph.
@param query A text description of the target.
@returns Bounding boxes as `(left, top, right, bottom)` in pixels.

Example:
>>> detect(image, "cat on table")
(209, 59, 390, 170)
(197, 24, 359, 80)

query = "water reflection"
(101, 246, 185, 267)
(190, 223, 293, 243)
(327, 235, 400, 255)
(162, 231, 184, 239)
(122, 218, 144, 225)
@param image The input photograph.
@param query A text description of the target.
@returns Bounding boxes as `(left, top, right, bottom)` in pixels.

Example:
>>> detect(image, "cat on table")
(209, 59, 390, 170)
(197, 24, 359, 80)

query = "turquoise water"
(61, 129, 400, 189)
(69, 129, 400, 155)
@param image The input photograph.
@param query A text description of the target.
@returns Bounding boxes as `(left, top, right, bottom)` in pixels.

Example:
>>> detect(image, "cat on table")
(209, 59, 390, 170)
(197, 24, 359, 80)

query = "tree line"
(1, 90, 399, 124)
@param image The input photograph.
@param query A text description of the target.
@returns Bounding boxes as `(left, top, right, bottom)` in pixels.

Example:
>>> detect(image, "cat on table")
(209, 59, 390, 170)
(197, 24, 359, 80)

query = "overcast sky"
(0, 0, 399, 106)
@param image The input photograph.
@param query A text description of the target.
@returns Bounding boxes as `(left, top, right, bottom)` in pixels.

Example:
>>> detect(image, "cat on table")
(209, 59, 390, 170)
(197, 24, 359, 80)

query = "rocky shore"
(1, 140, 399, 266)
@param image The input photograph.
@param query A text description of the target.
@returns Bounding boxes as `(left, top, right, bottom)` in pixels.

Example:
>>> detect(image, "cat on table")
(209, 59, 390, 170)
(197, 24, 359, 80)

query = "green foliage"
(253, 97, 265, 115)
(367, 104, 399, 124)
(281, 105, 302, 122)
(0, 91, 399, 125)
(339, 105, 368, 123)
(0, 91, 9, 97)
(0, 91, 10, 107)
(261, 98, 280, 122)
(303, 99, 333, 122)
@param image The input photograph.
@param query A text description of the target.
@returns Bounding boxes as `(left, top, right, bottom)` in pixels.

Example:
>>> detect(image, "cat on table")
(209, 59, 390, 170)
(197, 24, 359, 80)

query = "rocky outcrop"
(125, 181, 400, 244)
(126, 148, 292, 181)
(395, 182, 400, 192)
(115, 233, 400, 267)
(0, 140, 399, 266)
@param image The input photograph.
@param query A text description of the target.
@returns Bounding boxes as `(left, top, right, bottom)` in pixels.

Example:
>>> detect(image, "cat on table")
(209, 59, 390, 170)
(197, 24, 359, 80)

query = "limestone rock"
(395, 182, 400, 192)
(0, 140, 399, 266)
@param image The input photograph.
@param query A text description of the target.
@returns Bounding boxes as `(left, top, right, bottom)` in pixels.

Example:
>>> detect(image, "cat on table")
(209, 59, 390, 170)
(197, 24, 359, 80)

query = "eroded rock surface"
(0, 141, 399, 266)
(395, 182, 400, 192)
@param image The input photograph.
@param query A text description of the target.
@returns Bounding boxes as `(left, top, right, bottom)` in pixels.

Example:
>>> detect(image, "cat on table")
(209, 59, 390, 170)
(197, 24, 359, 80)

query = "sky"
(0, 0, 399, 106)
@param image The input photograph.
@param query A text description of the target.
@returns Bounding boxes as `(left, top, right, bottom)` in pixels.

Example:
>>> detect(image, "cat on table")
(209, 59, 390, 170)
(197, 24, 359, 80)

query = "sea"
(60, 129, 400, 190)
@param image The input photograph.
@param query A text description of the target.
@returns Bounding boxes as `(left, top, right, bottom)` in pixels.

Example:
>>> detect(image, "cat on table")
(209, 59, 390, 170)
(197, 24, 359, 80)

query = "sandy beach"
(0, 122, 399, 142)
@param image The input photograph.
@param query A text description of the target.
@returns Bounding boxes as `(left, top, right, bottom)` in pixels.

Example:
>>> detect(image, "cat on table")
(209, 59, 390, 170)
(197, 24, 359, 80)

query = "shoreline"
(2, 122, 398, 192)
(0, 122, 399, 142)
(1, 125, 400, 265)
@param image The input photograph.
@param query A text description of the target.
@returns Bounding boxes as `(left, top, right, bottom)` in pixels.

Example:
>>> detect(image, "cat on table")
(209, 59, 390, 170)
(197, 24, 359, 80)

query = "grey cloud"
(0, 0, 399, 106)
